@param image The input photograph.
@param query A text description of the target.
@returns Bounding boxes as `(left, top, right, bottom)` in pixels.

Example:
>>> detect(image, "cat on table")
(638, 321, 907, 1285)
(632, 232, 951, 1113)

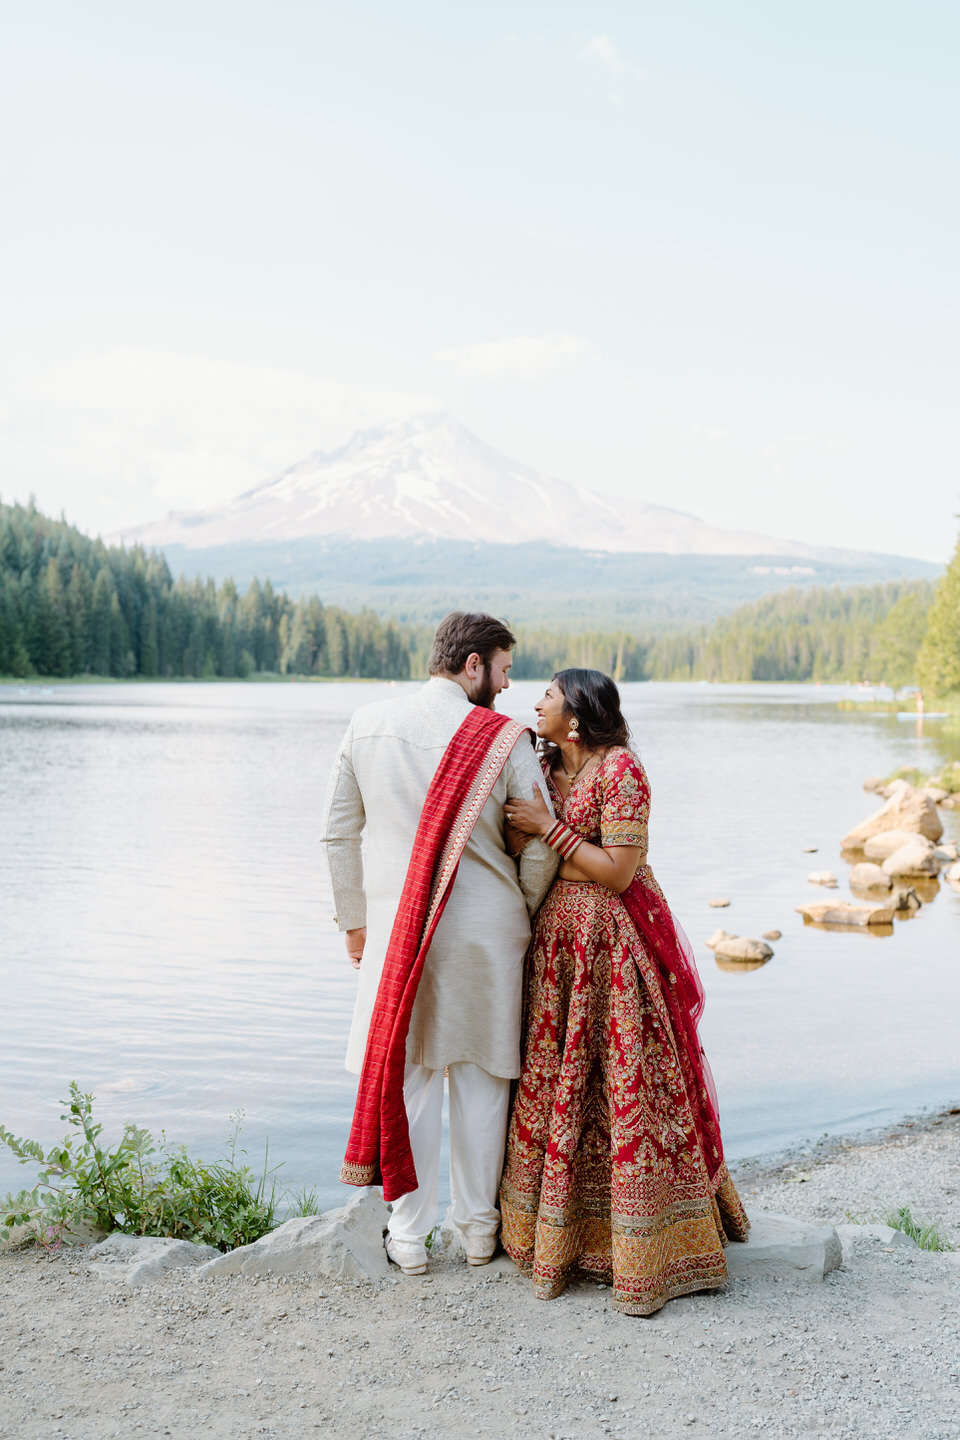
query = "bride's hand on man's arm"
(504, 785, 555, 839)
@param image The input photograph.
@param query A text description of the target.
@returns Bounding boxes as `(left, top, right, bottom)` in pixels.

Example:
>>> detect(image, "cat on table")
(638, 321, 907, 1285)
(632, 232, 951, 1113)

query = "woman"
(500, 668, 749, 1316)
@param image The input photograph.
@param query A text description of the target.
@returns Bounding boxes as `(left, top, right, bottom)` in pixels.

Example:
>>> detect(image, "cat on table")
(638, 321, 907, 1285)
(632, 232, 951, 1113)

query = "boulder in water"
(882, 836, 939, 877)
(848, 862, 893, 891)
(842, 782, 943, 849)
(796, 901, 895, 926)
(863, 830, 917, 861)
(713, 936, 774, 963)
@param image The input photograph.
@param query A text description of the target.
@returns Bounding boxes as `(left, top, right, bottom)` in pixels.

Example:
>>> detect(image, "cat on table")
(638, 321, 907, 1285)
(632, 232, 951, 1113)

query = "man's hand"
(345, 927, 367, 970)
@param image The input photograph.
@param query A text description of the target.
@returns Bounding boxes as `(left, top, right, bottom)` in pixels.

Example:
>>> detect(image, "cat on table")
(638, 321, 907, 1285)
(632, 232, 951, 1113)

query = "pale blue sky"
(2, 1, 957, 560)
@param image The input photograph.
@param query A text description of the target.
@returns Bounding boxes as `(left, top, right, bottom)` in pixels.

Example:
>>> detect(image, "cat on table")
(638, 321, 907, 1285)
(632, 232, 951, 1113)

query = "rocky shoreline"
(2, 1107, 958, 1440)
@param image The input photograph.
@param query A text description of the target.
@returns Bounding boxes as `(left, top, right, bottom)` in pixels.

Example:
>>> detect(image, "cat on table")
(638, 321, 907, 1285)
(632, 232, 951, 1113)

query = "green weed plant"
(885, 1205, 956, 1252)
(1, 1084, 282, 1251)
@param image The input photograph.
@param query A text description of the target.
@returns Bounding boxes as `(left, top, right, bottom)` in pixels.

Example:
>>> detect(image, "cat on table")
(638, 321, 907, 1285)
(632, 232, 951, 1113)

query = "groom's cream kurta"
(321, 677, 557, 1078)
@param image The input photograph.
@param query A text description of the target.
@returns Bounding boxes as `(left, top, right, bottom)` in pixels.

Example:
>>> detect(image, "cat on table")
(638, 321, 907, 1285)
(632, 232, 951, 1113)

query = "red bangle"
(545, 821, 582, 860)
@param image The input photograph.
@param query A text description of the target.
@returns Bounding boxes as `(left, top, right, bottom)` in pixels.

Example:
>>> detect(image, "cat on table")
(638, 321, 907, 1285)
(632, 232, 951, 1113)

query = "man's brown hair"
(428, 612, 517, 676)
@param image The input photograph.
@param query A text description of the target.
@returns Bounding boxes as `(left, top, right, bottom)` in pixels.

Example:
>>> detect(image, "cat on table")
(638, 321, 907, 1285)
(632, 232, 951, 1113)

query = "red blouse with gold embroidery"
(545, 745, 650, 855)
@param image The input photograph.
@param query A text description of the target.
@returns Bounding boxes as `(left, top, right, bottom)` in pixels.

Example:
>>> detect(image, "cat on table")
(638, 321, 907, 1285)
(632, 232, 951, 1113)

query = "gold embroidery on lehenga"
(500, 747, 749, 1316)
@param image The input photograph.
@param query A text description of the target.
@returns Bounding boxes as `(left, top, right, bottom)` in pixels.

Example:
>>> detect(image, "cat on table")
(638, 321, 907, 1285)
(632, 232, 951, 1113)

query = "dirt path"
(2, 1111, 959, 1440)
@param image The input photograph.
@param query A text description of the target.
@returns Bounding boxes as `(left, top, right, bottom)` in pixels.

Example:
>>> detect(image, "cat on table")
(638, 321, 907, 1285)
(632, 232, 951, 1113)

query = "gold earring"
(566, 716, 581, 744)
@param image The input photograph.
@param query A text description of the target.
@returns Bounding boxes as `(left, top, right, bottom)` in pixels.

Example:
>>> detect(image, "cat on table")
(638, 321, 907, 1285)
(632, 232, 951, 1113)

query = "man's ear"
(463, 652, 483, 679)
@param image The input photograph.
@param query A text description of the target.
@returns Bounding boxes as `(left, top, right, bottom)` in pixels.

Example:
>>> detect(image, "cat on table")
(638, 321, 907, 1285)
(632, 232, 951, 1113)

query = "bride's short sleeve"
(600, 750, 650, 849)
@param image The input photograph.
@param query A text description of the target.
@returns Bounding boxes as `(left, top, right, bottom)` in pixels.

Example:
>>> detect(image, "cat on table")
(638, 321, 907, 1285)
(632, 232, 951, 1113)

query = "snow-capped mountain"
(113, 413, 852, 560)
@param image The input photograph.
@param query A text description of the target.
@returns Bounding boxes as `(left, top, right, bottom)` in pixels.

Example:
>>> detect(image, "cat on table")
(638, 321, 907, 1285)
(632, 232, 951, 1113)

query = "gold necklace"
(562, 750, 596, 788)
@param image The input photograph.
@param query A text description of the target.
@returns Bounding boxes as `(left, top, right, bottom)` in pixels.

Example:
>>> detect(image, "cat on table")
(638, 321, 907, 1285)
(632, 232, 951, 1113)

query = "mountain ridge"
(111, 413, 920, 567)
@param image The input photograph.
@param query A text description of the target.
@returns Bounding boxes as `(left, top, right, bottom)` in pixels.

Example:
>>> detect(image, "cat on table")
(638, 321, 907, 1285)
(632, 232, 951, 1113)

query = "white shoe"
(385, 1235, 428, 1276)
(465, 1236, 498, 1266)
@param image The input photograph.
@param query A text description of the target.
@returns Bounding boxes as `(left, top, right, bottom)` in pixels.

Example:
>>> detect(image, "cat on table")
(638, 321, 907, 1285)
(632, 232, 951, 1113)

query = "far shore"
(0, 675, 940, 693)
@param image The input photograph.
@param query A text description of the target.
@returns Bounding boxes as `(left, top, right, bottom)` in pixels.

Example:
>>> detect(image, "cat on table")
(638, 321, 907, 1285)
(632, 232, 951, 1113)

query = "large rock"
(862, 830, 917, 861)
(848, 862, 893, 891)
(796, 901, 895, 926)
(713, 936, 774, 963)
(945, 860, 960, 884)
(882, 836, 939, 877)
(842, 782, 943, 849)
(197, 1188, 390, 1283)
(921, 787, 949, 804)
(86, 1234, 219, 1286)
(724, 1212, 841, 1282)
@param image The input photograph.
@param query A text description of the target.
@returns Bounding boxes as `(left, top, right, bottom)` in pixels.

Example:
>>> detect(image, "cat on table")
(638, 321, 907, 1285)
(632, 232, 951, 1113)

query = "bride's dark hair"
(540, 668, 631, 762)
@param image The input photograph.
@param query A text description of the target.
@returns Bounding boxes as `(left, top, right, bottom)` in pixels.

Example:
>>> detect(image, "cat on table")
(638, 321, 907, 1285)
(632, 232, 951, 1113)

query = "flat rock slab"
(198, 1188, 391, 1284)
(796, 901, 895, 926)
(807, 871, 838, 887)
(834, 1223, 919, 1264)
(725, 1212, 841, 1282)
(86, 1234, 219, 1286)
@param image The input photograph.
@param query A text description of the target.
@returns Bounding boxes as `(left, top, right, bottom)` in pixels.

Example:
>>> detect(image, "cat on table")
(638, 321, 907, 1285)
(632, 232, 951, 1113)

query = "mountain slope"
(114, 413, 893, 563)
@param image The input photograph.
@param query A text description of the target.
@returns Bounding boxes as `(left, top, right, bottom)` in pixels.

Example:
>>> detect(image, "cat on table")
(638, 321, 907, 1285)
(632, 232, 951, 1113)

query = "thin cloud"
(581, 33, 644, 89)
(434, 333, 592, 383)
(583, 34, 620, 73)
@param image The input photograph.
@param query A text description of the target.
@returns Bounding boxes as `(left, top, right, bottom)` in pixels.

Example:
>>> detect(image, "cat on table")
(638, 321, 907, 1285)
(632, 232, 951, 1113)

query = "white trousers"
(387, 1061, 511, 1249)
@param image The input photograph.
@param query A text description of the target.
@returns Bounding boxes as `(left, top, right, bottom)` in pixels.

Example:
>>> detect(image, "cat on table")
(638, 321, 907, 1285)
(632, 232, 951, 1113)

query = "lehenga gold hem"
(501, 1163, 748, 1316)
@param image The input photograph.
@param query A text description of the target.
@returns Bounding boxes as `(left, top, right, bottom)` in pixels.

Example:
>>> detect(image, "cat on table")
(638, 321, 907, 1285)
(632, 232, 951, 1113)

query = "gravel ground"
(2, 1109, 959, 1440)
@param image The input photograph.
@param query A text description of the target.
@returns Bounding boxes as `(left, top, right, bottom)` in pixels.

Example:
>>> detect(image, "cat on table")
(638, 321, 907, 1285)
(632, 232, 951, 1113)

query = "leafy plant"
(929, 762, 960, 794)
(885, 1205, 956, 1252)
(880, 766, 929, 789)
(1, 1085, 280, 1252)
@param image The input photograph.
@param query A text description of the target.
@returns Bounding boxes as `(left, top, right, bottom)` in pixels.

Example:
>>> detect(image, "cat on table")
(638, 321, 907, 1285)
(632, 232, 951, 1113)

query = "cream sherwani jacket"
(321, 677, 558, 1078)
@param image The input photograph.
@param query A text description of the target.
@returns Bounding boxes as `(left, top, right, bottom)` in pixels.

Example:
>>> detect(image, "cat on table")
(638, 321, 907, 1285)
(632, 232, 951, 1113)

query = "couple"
(321, 612, 748, 1316)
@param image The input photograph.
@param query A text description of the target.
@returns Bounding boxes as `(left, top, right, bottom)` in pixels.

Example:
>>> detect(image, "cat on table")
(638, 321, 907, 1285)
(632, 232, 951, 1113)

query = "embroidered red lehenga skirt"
(499, 871, 749, 1316)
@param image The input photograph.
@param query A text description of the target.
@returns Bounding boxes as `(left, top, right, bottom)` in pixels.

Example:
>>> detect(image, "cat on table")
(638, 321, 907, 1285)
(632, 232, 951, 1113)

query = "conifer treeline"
(0, 502, 412, 680)
(2, 500, 958, 691)
(646, 580, 937, 686)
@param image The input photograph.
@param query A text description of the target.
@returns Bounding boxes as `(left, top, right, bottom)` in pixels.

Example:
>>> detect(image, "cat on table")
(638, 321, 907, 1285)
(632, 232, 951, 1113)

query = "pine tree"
(91, 569, 113, 675)
(917, 533, 960, 696)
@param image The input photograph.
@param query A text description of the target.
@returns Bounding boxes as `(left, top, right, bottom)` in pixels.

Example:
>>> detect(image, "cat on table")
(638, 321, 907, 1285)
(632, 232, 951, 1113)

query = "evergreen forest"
(0, 502, 413, 680)
(2, 500, 958, 694)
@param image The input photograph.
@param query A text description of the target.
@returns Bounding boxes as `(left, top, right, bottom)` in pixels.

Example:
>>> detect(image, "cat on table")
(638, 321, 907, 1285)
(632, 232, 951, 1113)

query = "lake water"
(1, 680, 958, 1211)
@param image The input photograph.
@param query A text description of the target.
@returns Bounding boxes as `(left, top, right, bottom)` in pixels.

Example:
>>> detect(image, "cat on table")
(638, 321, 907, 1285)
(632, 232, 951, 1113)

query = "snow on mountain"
(111, 413, 852, 559)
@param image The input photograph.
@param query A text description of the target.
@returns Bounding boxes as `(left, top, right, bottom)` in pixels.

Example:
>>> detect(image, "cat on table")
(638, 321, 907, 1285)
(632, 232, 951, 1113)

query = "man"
(320, 612, 557, 1275)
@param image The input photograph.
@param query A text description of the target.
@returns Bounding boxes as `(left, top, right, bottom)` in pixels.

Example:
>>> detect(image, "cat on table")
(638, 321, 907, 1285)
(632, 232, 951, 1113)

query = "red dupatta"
(341, 705, 531, 1203)
(619, 875, 726, 1183)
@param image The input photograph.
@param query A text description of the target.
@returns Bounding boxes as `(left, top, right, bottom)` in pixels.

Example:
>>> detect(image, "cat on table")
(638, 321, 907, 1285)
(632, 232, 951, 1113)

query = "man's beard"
(470, 662, 498, 710)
